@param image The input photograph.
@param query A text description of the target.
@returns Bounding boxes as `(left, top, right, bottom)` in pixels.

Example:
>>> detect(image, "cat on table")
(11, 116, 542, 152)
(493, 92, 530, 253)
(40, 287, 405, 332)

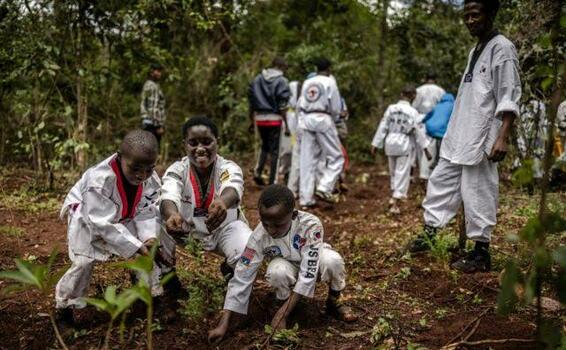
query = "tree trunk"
(375, 0, 389, 112)
(75, 4, 87, 169)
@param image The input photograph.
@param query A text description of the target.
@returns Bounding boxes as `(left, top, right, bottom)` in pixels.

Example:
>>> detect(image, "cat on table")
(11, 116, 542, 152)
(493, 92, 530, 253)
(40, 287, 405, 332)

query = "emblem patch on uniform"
(313, 231, 321, 240)
(240, 247, 256, 266)
(219, 170, 230, 183)
(304, 82, 323, 102)
(292, 234, 306, 250)
(263, 246, 282, 257)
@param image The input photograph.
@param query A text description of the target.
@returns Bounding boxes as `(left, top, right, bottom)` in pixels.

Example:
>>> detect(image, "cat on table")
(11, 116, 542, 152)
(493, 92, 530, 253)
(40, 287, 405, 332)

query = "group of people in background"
(52, 0, 566, 345)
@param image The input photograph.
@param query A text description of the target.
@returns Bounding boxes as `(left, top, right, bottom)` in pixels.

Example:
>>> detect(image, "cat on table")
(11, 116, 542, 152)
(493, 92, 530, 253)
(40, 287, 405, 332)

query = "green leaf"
(541, 76, 555, 92)
(104, 285, 117, 304)
(0, 270, 38, 286)
(85, 297, 110, 312)
(511, 160, 534, 187)
(160, 271, 175, 287)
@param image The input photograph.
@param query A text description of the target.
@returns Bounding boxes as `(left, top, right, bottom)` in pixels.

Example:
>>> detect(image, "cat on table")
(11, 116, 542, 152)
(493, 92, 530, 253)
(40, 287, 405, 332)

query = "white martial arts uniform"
(514, 100, 547, 179)
(413, 84, 446, 180)
(160, 155, 252, 268)
(297, 75, 344, 206)
(423, 34, 521, 242)
(56, 154, 162, 309)
(372, 100, 428, 199)
(223, 211, 346, 314)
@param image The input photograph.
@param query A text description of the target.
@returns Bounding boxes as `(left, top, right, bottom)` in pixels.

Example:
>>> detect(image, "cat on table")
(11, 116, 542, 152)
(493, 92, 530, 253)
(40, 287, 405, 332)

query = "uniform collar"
(398, 100, 411, 105)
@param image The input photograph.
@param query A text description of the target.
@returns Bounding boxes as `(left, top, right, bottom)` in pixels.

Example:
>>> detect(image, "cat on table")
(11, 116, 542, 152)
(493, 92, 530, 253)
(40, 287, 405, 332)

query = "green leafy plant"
(264, 323, 301, 346)
(0, 250, 68, 349)
(370, 317, 392, 345)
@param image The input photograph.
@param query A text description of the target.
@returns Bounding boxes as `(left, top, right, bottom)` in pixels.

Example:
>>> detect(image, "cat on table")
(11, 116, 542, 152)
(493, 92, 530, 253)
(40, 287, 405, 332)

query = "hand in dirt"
(165, 212, 187, 235)
(208, 311, 231, 345)
(138, 243, 150, 256)
(206, 198, 227, 232)
(270, 306, 288, 332)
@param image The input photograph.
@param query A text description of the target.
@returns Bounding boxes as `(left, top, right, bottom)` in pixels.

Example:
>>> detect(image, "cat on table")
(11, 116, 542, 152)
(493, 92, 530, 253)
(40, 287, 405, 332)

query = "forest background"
(1, 0, 563, 175)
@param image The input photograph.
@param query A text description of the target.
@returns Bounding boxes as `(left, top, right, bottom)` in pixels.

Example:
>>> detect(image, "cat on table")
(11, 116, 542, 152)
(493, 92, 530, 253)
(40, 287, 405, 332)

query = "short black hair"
(402, 84, 416, 97)
(425, 72, 437, 81)
(120, 129, 158, 157)
(150, 63, 163, 70)
(182, 115, 219, 139)
(258, 185, 295, 214)
(464, 0, 500, 15)
(315, 57, 332, 72)
(272, 57, 288, 69)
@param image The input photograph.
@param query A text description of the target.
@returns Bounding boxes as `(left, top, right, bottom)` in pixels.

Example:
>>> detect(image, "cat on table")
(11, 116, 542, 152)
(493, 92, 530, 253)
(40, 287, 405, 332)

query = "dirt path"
(0, 161, 554, 349)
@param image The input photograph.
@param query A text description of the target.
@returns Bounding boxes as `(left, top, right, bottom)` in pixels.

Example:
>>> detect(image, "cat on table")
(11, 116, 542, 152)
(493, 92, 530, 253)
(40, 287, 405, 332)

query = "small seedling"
(264, 323, 300, 346)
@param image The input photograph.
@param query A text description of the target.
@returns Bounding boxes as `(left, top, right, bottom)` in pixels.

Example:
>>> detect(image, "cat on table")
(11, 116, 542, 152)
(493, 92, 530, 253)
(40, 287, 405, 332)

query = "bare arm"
(488, 112, 515, 162)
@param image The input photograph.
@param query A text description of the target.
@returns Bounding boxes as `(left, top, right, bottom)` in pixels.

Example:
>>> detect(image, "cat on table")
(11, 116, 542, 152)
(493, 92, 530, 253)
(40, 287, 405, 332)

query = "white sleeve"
(223, 235, 264, 315)
(328, 80, 342, 118)
(82, 189, 143, 258)
(293, 220, 324, 298)
(412, 89, 425, 114)
(219, 161, 244, 201)
(133, 177, 161, 243)
(371, 108, 390, 149)
(493, 45, 521, 119)
(161, 162, 185, 210)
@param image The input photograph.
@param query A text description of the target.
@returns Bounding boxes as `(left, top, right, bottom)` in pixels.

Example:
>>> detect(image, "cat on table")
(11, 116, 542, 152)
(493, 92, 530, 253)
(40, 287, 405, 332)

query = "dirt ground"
(0, 159, 563, 350)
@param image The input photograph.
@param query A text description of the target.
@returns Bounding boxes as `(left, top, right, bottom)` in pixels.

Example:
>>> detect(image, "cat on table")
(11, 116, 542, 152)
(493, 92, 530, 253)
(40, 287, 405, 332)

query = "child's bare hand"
(208, 324, 228, 345)
(138, 244, 150, 256)
(370, 146, 377, 156)
(166, 213, 186, 234)
(206, 199, 227, 232)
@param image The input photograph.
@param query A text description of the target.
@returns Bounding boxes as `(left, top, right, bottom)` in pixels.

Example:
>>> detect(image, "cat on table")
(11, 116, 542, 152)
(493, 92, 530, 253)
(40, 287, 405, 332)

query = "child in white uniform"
(372, 85, 430, 214)
(55, 130, 162, 326)
(208, 185, 356, 344)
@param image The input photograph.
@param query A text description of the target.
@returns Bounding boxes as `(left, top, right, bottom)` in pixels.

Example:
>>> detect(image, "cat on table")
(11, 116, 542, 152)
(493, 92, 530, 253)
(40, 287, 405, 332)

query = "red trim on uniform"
(110, 157, 143, 219)
(189, 167, 215, 209)
(255, 120, 282, 127)
(341, 144, 350, 172)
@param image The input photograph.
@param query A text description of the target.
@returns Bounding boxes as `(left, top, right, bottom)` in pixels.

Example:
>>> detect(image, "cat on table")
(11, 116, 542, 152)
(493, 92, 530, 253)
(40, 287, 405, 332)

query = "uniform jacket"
(161, 155, 246, 246)
(298, 75, 342, 132)
(61, 154, 161, 260)
(413, 84, 446, 116)
(372, 100, 428, 157)
(441, 34, 521, 165)
(224, 211, 324, 314)
(140, 79, 166, 127)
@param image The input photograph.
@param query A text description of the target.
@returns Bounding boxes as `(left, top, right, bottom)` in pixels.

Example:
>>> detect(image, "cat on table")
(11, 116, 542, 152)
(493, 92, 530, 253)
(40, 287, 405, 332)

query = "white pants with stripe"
(299, 125, 344, 206)
(388, 153, 413, 199)
(422, 156, 498, 242)
(265, 246, 346, 300)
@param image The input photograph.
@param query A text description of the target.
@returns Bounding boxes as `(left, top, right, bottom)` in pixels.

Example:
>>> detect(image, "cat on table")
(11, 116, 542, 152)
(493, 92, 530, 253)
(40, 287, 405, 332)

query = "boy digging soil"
(208, 185, 357, 345)
(55, 130, 164, 328)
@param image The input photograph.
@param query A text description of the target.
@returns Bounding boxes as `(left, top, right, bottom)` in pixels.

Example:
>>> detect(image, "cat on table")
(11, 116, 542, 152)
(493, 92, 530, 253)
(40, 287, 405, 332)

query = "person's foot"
(451, 249, 491, 273)
(326, 293, 357, 322)
(315, 190, 339, 204)
(389, 205, 400, 215)
(408, 225, 437, 253)
(55, 308, 75, 338)
(388, 198, 395, 206)
(253, 176, 265, 186)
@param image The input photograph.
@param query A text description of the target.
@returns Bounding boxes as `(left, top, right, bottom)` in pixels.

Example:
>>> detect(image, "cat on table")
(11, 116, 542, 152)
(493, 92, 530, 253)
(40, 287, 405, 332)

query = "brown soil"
(0, 160, 549, 350)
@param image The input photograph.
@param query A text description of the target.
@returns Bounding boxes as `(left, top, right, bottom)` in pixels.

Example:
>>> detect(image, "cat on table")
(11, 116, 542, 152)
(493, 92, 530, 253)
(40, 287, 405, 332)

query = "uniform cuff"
(495, 100, 519, 119)
(223, 300, 248, 315)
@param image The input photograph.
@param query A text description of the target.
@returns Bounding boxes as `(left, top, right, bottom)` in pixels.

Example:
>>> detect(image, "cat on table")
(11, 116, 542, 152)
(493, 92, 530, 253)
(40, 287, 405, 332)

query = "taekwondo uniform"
(223, 211, 346, 314)
(412, 84, 446, 180)
(160, 155, 252, 268)
(372, 100, 429, 199)
(297, 75, 344, 206)
(56, 154, 162, 309)
(423, 34, 521, 243)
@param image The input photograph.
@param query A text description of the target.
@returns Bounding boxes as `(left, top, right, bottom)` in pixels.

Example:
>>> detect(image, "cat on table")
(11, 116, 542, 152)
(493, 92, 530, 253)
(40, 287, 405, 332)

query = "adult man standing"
(412, 74, 446, 180)
(141, 63, 166, 147)
(409, 0, 521, 274)
(297, 58, 344, 208)
(248, 57, 291, 186)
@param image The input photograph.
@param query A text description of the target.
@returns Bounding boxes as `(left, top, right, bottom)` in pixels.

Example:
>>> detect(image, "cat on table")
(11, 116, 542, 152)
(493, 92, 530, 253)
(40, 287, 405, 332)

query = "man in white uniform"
(160, 116, 252, 280)
(372, 85, 430, 214)
(514, 100, 547, 181)
(409, 0, 521, 274)
(412, 74, 446, 180)
(208, 185, 356, 344)
(55, 130, 162, 326)
(298, 58, 344, 207)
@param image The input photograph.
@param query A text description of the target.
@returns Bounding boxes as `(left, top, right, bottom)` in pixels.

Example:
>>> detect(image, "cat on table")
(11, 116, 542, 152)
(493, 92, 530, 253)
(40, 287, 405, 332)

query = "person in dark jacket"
(249, 57, 291, 186)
